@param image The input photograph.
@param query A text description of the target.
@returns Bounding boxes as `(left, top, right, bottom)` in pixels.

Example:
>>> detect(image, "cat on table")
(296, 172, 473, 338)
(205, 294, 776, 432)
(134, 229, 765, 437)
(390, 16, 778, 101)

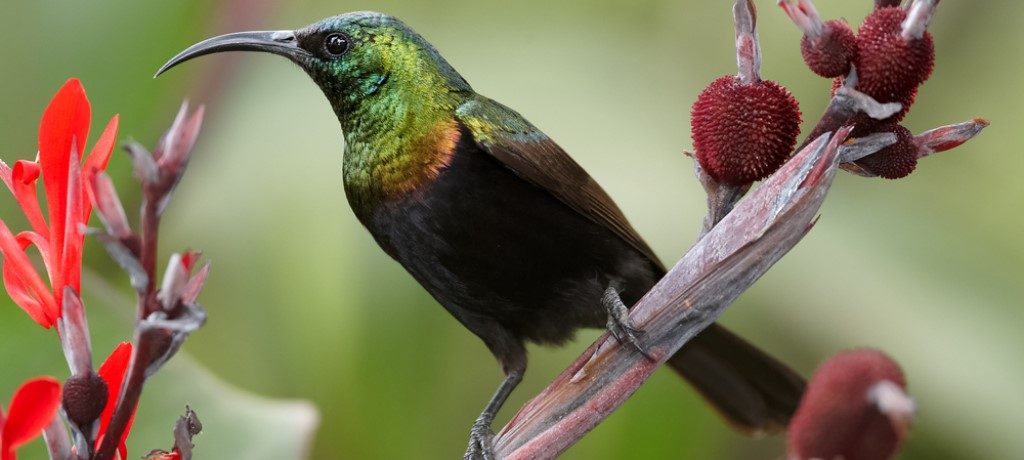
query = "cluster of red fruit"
(692, 0, 936, 184)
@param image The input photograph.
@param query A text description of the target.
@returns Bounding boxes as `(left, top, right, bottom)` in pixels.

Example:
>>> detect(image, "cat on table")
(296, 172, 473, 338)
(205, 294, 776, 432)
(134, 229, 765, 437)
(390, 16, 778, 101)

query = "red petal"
(0, 223, 57, 327)
(2, 231, 57, 327)
(97, 342, 133, 443)
(13, 231, 53, 289)
(82, 115, 119, 221)
(60, 152, 84, 296)
(180, 251, 200, 272)
(2, 261, 49, 327)
(39, 78, 91, 287)
(1, 377, 61, 458)
(11, 161, 49, 241)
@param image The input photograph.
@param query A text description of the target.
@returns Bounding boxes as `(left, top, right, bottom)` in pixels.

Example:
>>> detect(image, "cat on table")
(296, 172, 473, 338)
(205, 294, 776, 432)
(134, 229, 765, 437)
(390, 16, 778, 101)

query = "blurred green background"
(1, 1, 1020, 459)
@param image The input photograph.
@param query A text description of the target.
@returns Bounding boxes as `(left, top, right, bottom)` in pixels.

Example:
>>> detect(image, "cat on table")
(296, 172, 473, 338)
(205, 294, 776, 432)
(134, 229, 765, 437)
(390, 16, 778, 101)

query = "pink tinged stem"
(692, 157, 751, 237)
(58, 287, 93, 376)
(733, 0, 762, 84)
(901, 0, 939, 41)
(492, 129, 848, 459)
(41, 411, 73, 460)
(913, 118, 989, 158)
(778, 0, 825, 39)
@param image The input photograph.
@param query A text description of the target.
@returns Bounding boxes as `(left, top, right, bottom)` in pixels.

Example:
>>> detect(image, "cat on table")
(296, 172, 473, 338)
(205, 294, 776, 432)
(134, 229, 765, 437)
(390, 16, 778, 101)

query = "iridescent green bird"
(158, 12, 804, 458)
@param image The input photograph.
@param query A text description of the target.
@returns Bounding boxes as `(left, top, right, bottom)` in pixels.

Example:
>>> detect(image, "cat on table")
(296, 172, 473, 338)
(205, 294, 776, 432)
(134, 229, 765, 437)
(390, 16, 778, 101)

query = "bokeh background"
(1, 1, 1020, 459)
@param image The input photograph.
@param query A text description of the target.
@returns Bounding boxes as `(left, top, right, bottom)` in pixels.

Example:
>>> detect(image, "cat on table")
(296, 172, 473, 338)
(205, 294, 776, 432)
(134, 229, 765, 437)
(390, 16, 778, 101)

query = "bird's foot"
(464, 417, 496, 460)
(602, 286, 654, 360)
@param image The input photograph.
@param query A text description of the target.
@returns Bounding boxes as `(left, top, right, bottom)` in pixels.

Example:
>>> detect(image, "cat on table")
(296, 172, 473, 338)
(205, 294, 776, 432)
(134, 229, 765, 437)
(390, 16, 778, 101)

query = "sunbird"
(158, 12, 804, 458)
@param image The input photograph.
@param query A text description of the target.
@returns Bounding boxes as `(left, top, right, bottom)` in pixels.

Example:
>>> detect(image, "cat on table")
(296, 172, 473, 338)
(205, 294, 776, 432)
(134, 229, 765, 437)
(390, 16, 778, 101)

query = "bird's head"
(157, 12, 470, 117)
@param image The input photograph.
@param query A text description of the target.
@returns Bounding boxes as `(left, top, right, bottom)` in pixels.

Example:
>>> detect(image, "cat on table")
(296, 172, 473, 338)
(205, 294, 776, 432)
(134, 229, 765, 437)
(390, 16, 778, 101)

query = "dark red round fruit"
(802, 20, 857, 78)
(855, 7, 934, 104)
(788, 349, 908, 460)
(62, 372, 109, 427)
(856, 124, 918, 179)
(691, 75, 802, 184)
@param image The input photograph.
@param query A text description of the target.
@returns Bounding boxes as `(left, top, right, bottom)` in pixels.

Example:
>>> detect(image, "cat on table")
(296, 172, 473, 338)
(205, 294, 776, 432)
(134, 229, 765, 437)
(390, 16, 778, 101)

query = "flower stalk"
(93, 104, 208, 460)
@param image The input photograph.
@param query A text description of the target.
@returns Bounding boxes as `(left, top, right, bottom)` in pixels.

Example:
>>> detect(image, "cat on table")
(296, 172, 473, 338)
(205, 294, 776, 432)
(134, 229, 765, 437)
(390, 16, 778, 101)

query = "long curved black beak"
(156, 30, 308, 77)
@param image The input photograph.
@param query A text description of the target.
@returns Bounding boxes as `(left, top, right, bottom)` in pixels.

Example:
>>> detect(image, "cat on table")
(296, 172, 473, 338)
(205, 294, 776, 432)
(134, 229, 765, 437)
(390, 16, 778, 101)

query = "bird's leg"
(602, 285, 654, 360)
(465, 369, 523, 460)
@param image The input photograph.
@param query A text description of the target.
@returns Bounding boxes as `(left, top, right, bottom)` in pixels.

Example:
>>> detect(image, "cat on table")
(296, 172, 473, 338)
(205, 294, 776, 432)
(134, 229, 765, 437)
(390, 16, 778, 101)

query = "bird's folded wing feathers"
(456, 96, 664, 271)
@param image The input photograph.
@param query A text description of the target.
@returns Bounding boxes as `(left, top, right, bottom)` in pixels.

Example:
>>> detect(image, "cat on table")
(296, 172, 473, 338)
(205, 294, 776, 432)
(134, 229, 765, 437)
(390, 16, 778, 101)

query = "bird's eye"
(323, 33, 350, 57)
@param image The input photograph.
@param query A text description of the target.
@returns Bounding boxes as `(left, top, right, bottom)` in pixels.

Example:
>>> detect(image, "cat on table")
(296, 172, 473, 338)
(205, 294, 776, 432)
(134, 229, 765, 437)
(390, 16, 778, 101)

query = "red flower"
(0, 78, 118, 328)
(0, 377, 62, 460)
(95, 342, 136, 460)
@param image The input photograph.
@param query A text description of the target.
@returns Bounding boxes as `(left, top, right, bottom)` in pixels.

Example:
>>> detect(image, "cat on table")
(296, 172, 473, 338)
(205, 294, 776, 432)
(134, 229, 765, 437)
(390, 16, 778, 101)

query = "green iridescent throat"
(302, 16, 473, 214)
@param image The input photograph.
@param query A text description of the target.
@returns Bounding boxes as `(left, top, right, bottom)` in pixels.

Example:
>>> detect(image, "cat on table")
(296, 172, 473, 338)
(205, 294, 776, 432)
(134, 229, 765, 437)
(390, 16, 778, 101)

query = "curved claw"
(602, 286, 655, 360)
(465, 419, 496, 460)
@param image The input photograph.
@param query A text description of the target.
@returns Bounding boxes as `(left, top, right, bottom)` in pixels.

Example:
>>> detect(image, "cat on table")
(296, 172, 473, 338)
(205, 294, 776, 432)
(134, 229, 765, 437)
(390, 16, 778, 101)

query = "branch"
(492, 128, 850, 459)
(92, 103, 209, 460)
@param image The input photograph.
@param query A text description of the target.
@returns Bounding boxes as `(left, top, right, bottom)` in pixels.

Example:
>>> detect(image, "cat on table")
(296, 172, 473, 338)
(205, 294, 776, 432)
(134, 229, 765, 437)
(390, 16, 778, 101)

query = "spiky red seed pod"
(875, 0, 902, 8)
(855, 7, 935, 105)
(788, 349, 911, 460)
(856, 124, 918, 178)
(802, 20, 857, 78)
(691, 75, 802, 184)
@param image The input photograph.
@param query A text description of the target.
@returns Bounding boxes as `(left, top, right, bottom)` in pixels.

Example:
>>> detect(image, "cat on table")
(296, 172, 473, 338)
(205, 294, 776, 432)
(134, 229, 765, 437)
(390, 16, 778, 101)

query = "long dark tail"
(666, 323, 806, 435)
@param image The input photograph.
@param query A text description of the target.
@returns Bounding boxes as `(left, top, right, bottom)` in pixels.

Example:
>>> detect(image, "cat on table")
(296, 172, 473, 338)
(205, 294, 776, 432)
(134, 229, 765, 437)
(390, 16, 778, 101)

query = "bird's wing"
(456, 96, 664, 271)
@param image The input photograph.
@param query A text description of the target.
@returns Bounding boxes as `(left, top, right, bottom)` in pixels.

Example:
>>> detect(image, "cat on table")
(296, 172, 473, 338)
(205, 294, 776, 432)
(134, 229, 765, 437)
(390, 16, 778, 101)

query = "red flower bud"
(691, 75, 802, 184)
(854, 7, 934, 107)
(856, 124, 918, 178)
(62, 372, 108, 427)
(788, 349, 914, 460)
